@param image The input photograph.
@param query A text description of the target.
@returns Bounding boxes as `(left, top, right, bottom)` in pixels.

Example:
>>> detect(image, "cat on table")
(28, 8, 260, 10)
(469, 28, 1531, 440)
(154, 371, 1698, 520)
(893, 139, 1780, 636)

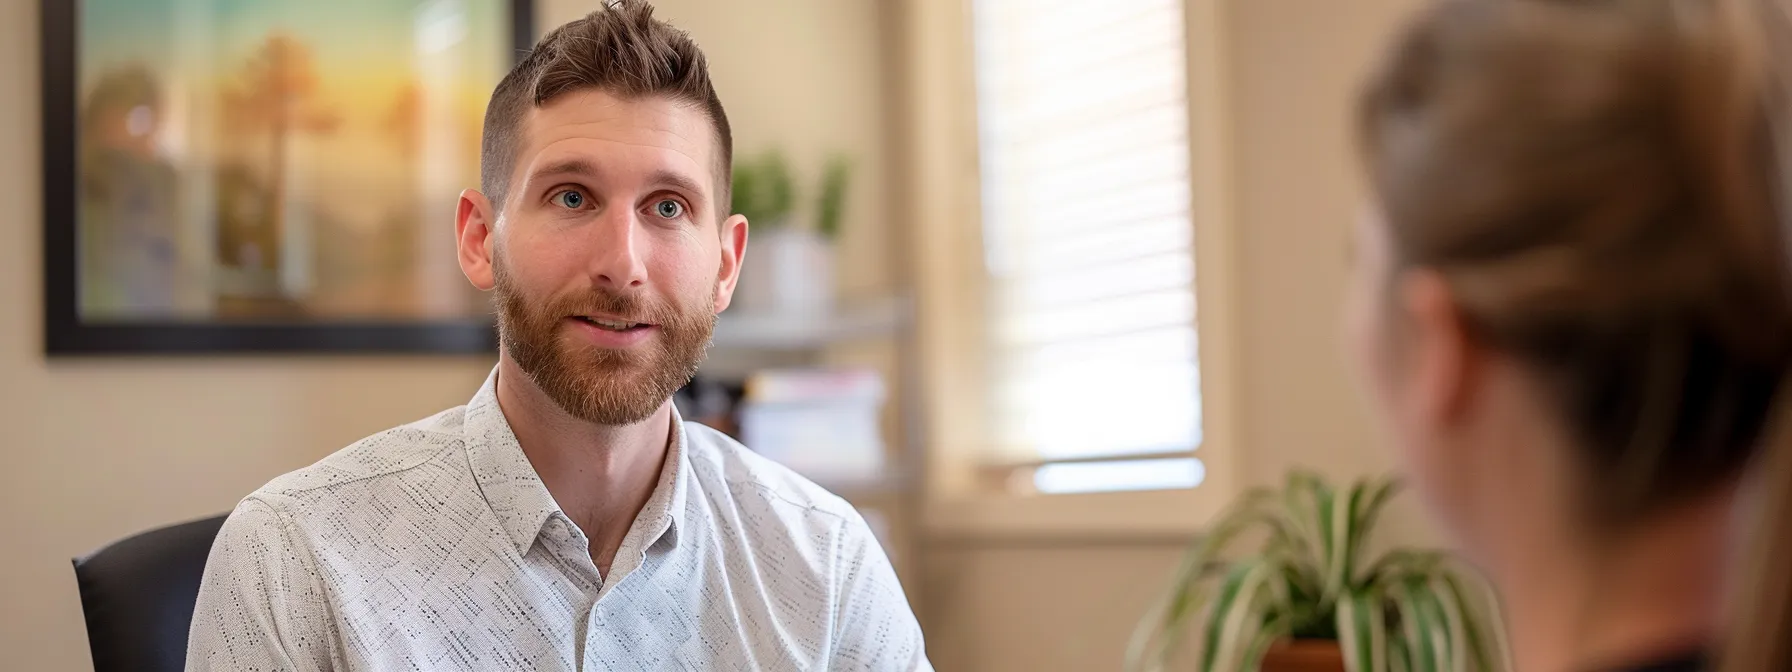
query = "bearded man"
(186, 3, 930, 670)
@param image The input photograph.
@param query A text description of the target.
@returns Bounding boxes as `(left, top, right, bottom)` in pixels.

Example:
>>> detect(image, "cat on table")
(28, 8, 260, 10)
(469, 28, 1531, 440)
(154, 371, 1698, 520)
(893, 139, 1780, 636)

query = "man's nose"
(585, 206, 648, 290)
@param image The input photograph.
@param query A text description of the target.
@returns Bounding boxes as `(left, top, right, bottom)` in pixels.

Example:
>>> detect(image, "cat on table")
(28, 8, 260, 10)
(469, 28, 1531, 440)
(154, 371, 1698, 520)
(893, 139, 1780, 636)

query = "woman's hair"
(1358, 0, 1792, 667)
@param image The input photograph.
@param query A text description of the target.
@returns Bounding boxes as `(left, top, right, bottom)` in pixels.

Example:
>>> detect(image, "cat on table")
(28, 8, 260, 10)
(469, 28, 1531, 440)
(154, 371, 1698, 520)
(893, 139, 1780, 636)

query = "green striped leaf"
(1197, 562, 1257, 672)
(1364, 550, 1446, 589)
(1127, 494, 1283, 671)
(1394, 581, 1437, 672)
(1429, 575, 1470, 672)
(1349, 477, 1402, 583)
(1281, 475, 1317, 565)
(1410, 578, 1453, 672)
(1328, 479, 1368, 599)
(1390, 631, 1412, 672)
(1336, 586, 1387, 672)
(1434, 573, 1492, 672)
(1261, 553, 1295, 613)
(1128, 564, 1222, 672)
(1200, 560, 1276, 672)
(1285, 473, 1326, 558)
(1316, 486, 1337, 600)
(1438, 563, 1512, 672)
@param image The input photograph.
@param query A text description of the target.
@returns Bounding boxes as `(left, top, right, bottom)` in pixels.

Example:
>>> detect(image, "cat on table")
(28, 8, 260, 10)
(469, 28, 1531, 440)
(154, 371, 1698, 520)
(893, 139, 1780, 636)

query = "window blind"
(972, 0, 1204, 493)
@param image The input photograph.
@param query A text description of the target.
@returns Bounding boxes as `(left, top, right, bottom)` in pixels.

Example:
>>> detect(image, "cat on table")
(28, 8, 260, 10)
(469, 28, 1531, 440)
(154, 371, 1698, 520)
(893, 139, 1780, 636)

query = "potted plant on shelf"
(730, 150, 851, 319)
(732, 150, 797, 229)
(1126, 471, 1511, 672)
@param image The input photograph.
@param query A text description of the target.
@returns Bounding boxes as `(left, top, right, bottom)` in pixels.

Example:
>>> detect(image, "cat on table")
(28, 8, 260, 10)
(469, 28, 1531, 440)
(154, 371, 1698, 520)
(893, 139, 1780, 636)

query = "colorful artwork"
(44, 0, 529, 352)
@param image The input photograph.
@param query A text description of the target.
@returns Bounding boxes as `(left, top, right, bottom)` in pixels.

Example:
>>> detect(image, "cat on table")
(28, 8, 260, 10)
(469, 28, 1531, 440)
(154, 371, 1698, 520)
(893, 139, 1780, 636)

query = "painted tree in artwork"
(220, 33, 340, 274)
(383, 82, 422, 160)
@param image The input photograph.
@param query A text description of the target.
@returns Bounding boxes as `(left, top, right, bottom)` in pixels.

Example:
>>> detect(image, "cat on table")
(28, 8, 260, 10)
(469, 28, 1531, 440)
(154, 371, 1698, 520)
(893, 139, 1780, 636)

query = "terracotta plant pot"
(1260, 639, 1346, 672)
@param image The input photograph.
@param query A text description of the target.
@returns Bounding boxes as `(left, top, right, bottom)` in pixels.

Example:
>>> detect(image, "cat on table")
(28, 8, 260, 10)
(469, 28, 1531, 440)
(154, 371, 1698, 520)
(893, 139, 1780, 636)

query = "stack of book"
(737, 368, 887, 487)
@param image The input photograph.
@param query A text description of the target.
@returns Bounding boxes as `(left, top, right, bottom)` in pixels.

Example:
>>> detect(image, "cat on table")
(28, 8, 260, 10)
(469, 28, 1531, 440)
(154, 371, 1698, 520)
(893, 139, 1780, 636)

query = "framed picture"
(40, 0, 534, 354)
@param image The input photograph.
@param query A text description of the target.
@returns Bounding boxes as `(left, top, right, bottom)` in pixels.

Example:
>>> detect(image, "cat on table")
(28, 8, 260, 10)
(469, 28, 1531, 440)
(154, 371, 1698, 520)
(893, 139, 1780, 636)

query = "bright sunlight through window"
(972, 0, 1203, 495)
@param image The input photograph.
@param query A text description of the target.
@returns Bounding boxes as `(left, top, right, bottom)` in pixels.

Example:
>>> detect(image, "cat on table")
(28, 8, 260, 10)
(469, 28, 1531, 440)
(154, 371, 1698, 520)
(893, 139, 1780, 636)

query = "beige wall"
(0, 0, 894, 669)
(1234, 0, 1419, 490)
(1230, 0, 1440, 558)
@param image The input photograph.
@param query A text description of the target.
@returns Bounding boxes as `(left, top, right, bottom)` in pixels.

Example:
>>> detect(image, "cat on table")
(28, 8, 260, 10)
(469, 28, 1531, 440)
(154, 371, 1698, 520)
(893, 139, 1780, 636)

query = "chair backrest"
(72, 514, 229, 672)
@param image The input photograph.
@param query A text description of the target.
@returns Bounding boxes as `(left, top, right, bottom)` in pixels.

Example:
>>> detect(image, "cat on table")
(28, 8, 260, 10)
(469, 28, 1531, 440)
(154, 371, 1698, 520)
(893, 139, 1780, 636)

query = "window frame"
(898, 0, 1243, 536)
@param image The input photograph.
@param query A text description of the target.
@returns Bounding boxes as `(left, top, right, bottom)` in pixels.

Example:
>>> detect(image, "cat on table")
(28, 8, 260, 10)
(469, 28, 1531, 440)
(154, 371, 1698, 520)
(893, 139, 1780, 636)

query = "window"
(971, 0, 1203, 494)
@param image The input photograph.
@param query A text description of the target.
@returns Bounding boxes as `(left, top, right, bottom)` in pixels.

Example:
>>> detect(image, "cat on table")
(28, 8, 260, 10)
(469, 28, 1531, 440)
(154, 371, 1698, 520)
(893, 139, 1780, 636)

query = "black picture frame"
(40, 0, 535, 355)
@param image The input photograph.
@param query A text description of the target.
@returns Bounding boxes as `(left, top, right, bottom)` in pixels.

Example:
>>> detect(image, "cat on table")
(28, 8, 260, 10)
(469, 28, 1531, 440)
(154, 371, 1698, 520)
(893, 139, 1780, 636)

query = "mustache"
(541, 288, 674, 324)
(489, 257, 712, 330)
(492, 251, 664, 325)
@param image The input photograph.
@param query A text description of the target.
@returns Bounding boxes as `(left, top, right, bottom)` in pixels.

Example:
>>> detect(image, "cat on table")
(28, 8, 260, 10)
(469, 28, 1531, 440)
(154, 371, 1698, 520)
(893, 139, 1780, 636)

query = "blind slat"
(996, 289, 1193, 348)
(1005, 325, 1195, 363)
(1018, 217, 1195, 270)
(984, 0, 1177, 52)
(990, 103, 1187, 167)
(1001, 251, 1191, 308)
(991, 178, 1188, 237)
(988, 71, 1185, 136)
(996, 143, 1190, 201)
(992, 31, 1184, 88)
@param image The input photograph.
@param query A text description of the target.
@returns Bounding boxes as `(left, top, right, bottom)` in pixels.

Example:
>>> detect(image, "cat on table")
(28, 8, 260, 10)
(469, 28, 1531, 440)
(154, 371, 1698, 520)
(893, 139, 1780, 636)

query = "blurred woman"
(1347, 0, 1792, 670)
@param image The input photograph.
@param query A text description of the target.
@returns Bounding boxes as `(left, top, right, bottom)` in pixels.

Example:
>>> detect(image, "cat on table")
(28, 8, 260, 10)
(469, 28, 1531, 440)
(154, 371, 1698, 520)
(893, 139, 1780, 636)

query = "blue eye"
(553, 190, 585, 209)
(654, 199, 684, 219)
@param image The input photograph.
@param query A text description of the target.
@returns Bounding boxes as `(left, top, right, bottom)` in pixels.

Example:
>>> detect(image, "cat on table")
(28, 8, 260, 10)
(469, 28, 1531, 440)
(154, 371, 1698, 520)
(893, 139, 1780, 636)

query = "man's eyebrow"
(526, 158, 601, 186)
(647, 169, 707, 200)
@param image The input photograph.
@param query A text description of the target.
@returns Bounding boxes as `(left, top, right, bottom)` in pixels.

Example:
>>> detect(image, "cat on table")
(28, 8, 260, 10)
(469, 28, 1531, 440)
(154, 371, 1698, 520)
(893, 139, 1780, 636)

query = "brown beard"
(493, 255, 716, 426)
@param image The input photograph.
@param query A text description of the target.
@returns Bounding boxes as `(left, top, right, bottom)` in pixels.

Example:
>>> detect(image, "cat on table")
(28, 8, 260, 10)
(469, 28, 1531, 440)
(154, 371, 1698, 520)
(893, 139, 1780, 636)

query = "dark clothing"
(1608, 651, 1706, 672)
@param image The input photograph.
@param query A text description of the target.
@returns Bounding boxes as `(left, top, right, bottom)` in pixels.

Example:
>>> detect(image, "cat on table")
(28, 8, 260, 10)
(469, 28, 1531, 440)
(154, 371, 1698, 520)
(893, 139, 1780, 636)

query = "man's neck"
(493, 357, 673, 577)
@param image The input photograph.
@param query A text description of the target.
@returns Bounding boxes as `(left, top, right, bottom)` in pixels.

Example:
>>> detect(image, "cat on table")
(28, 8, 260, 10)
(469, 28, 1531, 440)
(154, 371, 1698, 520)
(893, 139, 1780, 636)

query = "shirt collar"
(628, 413, 691, 554)
(463, 366, 691, 557)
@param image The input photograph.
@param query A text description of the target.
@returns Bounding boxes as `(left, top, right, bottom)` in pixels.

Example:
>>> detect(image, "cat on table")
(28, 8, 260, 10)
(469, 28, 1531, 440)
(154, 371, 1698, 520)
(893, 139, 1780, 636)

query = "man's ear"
(713, 214, 749, 313)
(1399, 269, 1478, 426)
(457, 189, 499, 291)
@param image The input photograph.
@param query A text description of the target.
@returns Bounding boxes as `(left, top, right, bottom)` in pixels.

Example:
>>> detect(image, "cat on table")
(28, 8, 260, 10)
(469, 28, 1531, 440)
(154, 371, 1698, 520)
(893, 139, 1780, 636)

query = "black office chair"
(72, 514, 229, 672)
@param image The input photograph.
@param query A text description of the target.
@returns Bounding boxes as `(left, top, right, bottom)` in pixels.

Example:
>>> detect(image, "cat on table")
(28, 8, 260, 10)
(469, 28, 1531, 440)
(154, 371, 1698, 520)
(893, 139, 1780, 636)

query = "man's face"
(461, 89, 746, 426)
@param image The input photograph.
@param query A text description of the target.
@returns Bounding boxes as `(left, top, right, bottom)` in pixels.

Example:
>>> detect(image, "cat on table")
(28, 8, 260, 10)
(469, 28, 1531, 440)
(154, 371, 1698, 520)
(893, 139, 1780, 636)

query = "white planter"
(735, 225, 835, 318)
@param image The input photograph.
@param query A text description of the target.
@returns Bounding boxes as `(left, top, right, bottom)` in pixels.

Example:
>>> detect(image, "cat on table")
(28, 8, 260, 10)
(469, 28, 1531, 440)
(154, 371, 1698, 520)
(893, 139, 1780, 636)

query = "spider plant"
(1125, 471, 1512, 672)
(814, 153, 852, 241)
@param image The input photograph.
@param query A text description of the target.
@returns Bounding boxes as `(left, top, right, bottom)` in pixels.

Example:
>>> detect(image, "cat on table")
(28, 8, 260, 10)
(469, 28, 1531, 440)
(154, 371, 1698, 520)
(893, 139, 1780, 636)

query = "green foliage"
(731, 150, 855, 239)
(731, 150, 796, 227)
(815, 154, 852, 240)
(1125, 472, 1512, 672)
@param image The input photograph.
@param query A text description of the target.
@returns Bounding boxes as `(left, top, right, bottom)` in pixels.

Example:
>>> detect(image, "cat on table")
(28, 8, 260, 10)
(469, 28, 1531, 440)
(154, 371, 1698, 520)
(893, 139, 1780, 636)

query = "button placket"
(546, 514, 603, 594)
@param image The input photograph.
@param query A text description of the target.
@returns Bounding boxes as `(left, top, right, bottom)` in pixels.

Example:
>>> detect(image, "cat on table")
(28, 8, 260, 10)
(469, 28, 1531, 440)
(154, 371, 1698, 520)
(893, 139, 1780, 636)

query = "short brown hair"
(479, 0, 732, 213)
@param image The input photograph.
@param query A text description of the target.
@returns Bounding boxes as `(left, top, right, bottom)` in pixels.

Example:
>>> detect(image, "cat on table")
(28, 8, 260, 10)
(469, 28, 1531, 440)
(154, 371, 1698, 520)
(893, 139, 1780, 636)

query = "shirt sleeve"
(185, 497, 334, 672)
(828, 508, 934, 672)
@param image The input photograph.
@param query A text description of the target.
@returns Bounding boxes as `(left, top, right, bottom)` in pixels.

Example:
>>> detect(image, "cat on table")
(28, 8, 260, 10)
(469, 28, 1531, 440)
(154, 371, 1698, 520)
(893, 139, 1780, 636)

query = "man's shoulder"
(250, 406, 472, 506)
(680, 421, 860, 525)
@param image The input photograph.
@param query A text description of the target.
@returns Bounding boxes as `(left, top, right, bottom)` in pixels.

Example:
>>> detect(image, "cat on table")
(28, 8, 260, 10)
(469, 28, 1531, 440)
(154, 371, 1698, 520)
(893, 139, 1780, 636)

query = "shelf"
(809, 478, 912, 510)
(818, 476, 910, 502)
(712, 297, 908, 351)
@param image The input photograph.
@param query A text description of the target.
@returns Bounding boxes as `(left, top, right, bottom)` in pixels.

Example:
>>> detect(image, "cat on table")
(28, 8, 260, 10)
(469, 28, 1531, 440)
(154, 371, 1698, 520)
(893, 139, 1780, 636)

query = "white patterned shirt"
(187, 368, 930, 671)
